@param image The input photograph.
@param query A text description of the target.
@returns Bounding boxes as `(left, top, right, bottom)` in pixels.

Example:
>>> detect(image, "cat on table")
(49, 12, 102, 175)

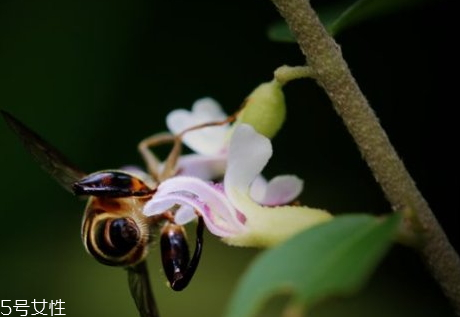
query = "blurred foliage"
(0, 0, 457, 317)
(325, 0, 431, 36)
(268, 0, 432, 41)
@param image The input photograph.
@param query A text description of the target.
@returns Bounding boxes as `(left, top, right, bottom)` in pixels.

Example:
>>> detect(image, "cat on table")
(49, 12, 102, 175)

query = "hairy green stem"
(274, 65, 316, 85)
(270, 0, 460, 313)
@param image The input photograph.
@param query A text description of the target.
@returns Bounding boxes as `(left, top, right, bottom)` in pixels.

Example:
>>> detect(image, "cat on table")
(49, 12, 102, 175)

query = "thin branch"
(270, 0, 460, 313)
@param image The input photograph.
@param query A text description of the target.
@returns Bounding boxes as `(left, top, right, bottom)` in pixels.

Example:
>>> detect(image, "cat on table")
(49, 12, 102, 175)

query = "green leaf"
(267, 0, 429, 42)
(224, 214, 400, 317)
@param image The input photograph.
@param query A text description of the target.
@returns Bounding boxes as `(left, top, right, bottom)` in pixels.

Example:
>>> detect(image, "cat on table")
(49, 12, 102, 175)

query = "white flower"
(166, 98, 229, 180)
(166, 97, 230, 155)
(143, 124, 332, 247)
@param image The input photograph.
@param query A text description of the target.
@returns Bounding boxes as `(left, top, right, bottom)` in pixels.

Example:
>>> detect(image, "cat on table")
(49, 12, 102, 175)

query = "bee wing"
(1, 110, 86, 192)
(127, 261, 160, 317)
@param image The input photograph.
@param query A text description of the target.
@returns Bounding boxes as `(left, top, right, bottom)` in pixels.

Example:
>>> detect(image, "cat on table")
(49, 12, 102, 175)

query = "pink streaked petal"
(144, 193, 236, 237)
(177, 152, 227, 180)
(166, 98, 229, 155)
(250, 175, 304, 206)
(149, 176, 246, 236)
(158, 176, 238, 223)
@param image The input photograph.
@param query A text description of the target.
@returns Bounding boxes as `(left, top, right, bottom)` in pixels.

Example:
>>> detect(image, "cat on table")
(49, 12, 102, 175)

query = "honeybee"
(1, 110, 205, 317)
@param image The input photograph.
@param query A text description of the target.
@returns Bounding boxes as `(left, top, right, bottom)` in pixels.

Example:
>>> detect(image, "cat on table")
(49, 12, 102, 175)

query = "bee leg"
(138, 132, 181, 182)
(159, 135, 183, 182)
(160, 217, 204, 291)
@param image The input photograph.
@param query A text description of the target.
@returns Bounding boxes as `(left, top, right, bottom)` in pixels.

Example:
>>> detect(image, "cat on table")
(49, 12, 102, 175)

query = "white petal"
(174, 205, 197, 224)
(248, 175, 268, 203)
(176, 152, 227, 180)
(250, 175, 303, 206)
(143, 199, 176, 216)
(192, 97, 228, 120)
(224, 124, 272, 209)
(166, 98, 229, 155)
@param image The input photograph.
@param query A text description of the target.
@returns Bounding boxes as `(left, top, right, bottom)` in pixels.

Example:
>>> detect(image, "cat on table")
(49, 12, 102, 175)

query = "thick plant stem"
(270, 0, 460, 313)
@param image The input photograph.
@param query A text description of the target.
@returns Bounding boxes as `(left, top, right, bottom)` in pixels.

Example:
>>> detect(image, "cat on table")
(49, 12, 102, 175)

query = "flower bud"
(237, 79, 286, 139)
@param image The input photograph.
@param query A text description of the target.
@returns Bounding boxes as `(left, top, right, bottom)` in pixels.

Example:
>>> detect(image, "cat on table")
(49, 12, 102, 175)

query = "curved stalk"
(274, 65, 316, 85)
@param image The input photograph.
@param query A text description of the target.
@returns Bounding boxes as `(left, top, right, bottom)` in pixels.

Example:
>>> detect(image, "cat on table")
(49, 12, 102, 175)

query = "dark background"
(0, 0, 457, 316)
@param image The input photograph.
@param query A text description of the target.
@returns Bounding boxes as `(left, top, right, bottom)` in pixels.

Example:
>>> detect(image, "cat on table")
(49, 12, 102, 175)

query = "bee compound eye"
(94, 217, 141, 258)
(108, 218, 141, 253)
